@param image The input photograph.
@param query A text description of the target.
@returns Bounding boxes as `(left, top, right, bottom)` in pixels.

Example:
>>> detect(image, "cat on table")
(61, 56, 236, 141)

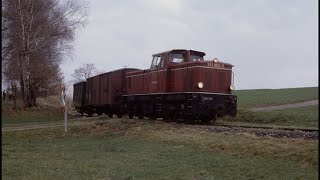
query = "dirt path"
(250, 100, 318, 112)
(2, 118, 100, 132)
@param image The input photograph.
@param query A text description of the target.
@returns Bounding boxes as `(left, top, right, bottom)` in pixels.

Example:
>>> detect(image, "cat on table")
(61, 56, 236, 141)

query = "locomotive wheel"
(107, 112, 113, 118)
(200, 118, 210, 125)
(163, 110, 174, 122)
(212, 114, 218, 123)
(171, 111, 178, 122)
(185, 116, 194, 124)
(117, 114, 123, 118)
(163, 113, 170, 122)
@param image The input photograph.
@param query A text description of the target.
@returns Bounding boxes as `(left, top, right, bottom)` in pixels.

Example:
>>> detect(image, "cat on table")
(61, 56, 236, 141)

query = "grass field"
(234, 87, 318, 108)
(222, 105, 318, 128)
(2, 119, 318, 179)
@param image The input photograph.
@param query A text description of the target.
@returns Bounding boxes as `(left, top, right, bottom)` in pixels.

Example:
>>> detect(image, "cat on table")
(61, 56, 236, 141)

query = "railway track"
(187, 122, 319, 140)
(214, 123, 318, 133)
(2, 116, 318, 140)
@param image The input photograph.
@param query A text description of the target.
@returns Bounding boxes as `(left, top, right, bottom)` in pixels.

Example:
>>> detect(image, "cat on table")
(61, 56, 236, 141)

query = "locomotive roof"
(152, 49, 206, 56)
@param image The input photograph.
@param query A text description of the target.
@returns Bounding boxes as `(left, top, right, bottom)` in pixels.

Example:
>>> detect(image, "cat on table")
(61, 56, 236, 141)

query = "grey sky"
(61, 0, 318, 92)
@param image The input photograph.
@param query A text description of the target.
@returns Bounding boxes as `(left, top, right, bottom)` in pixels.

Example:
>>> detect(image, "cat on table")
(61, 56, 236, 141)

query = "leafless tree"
(2, 0, 88, 107)
(71, 63, 100, 83)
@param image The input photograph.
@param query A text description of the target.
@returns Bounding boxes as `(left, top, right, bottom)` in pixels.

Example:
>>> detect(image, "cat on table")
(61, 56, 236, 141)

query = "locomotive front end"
(190, 57, 237, 120)
(171, 51, 237, 121)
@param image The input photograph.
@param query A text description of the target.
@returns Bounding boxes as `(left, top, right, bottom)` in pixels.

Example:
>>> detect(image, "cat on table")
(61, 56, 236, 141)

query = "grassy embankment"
(2, 119, 318, 179)
(224, 87, 319, 128)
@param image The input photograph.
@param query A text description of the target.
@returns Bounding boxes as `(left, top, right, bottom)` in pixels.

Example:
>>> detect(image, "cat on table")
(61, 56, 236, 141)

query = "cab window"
(190, 53, 204, 61)
(150, 56, 162, 69)
(169, 53, 184, 63)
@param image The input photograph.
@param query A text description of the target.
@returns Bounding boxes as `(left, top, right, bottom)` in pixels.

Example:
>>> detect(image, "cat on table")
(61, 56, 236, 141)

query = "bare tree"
(2, 0, 88, 107)
(71, 63, 100, 83)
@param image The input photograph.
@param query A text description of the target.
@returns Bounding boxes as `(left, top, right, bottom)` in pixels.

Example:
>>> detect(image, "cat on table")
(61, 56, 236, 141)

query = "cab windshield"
(169, 53, 184, 63)
(169, 51, 205, 63)
(190, 54, 204, 61)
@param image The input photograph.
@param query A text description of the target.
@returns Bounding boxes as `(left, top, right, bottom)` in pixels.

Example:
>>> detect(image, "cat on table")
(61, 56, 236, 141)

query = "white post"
(64, 99, 67, 133)
(61, 86, 67, 133)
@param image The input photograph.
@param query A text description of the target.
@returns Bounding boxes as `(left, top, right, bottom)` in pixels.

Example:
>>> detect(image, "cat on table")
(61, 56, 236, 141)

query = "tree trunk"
(13, 84, 17, 111)
(29, 85, 37, 107)
(20, 71, 25, 106)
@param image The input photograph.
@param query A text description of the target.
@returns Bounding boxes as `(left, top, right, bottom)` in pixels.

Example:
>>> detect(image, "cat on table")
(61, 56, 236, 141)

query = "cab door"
(157, 56, 166, 92)
(150, 56, 161, 92)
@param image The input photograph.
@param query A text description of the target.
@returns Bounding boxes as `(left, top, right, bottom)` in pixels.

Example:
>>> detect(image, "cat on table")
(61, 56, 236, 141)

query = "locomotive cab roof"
(150, 49, 233, 69)
(150, 49, 207, 69)
(152, 49, 206, 57)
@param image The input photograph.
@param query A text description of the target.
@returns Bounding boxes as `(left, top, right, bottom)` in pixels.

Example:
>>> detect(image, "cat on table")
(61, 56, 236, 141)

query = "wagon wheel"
(128, 112, 134, 119)
(148, 111, 157, 120)
(138, 113, 144, 119)
(107, 112, 113, 118)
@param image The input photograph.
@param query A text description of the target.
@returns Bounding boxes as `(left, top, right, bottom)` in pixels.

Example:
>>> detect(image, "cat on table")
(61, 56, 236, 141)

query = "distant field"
(234, 87, 318, 108)
(223, 105, 318, 128)
(2, 120, 318, 179)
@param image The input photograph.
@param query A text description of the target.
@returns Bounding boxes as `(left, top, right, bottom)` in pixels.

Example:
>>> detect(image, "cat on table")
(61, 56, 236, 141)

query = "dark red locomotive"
(73, 49, 237, 122)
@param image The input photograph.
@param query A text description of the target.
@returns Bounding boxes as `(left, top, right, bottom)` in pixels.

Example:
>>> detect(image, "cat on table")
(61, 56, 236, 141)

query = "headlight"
(230, 85, 235, 91)
(213, 58, 219, 63)
(198, 82, 204, 89)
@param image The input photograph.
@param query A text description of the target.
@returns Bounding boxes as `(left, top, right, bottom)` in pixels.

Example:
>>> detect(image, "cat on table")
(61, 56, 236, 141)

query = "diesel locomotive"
(73, 49, 237, 123)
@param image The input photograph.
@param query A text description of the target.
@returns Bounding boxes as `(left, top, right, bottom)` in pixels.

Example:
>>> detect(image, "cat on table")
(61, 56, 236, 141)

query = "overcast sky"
(62, 0, 318, 92)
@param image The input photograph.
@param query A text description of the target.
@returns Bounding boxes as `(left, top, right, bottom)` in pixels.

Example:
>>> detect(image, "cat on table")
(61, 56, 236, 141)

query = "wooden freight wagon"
(73, 81, 86, 114)
(85, 68, 140, 117)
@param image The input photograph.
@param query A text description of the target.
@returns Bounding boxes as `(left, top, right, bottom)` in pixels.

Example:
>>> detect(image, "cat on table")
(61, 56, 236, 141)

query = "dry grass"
(37, 95, 73, 110)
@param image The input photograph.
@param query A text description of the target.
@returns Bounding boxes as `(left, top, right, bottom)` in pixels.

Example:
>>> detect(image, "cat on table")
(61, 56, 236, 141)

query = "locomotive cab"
(150, 49, 235, 94)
